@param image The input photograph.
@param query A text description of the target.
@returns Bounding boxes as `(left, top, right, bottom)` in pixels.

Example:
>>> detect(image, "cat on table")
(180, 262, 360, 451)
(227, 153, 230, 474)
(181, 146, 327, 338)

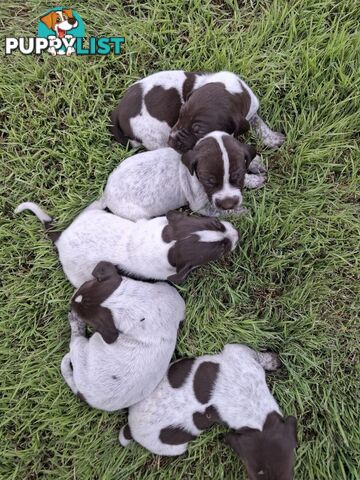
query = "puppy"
(61, 261, 185, 411)
(120, 344, 297, 479)
(110, 70, 285, 151)
(102, 132, 266, 219)
(15, 203, 239, 288)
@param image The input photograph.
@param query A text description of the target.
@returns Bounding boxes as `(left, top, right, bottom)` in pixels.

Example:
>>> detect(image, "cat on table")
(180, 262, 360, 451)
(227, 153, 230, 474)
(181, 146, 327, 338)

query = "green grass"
(1, 0, 359, 478)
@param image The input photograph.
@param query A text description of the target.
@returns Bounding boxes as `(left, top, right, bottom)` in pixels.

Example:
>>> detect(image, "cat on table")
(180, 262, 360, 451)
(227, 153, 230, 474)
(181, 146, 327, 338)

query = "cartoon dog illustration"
(40, 9, 78, 56)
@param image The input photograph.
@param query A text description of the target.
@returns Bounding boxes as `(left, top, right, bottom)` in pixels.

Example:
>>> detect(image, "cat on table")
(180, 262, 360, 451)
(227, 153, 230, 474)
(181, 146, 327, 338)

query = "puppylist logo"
(5, 7, 125, 56)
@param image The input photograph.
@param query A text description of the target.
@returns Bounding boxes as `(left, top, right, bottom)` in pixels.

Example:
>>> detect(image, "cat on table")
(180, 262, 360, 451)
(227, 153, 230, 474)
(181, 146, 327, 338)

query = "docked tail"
(119, 424, 133, 447)
(14, 201, 60, 242)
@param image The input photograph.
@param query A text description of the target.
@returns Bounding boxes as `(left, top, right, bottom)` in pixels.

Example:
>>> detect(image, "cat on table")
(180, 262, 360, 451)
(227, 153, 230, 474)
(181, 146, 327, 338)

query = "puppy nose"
(215, 196, 240, 210)
(68, 17, 76, 25)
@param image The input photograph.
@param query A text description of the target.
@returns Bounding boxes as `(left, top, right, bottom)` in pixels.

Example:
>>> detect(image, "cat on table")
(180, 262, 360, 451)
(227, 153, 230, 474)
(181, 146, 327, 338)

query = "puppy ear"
(233, 118, 250, 137)
(63, 9, 73, 17)
(223, 433, 243, 457)
(285, 416, 298, 447)
(167, 264, 192, 284)
(181, 150, 197, 175)
(166, 210, 185, 222)
(40, 11, 56, 30)
(243, 144, 257, 168)
(94, 309, 119, 344)
(92, 261, 118, 282)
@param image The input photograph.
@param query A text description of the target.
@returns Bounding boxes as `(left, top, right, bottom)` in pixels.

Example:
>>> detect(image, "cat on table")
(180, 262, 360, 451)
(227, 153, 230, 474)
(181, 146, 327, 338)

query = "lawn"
(1, 0, 359, 479)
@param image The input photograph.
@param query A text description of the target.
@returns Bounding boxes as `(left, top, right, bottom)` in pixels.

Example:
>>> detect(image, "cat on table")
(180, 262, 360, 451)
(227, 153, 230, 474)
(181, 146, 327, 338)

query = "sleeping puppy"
(15, 203, 239, 288)
(61, 261, 185, 411)
(102, 132, 266, 220)
(120, 344, 297, 480)
(110, 70, 285, 151)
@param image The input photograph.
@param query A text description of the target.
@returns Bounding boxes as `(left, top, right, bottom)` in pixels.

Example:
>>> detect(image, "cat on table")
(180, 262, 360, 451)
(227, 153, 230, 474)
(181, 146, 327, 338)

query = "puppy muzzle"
(215, 196, 241, 211)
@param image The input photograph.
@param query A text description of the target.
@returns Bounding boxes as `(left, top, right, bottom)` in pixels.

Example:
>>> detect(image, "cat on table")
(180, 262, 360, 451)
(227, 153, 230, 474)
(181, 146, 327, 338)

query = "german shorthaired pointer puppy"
(110, 70, 285, 152)
(61, 261, 185, 411)
(102, 132, 266, 219)
(15, 203, 239, 287)
(120, 344, 297, 480)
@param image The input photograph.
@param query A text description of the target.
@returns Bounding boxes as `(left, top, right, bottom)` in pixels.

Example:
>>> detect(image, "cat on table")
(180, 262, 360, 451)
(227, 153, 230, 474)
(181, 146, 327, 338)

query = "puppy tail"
(14, 201, 61, 242)
(119, 424, 133, 447)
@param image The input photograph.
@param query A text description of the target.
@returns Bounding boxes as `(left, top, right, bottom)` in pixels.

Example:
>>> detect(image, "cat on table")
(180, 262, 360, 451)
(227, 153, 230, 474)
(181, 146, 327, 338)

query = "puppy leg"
(68, 311, 86, 338)
(60, 353, 79, 394)
(249, 114, 285, 148)
(256, 352, 282, 371)
(248, 155, 267, 174)
(244, 173, 266, 189)
(119, 425, 133, 447)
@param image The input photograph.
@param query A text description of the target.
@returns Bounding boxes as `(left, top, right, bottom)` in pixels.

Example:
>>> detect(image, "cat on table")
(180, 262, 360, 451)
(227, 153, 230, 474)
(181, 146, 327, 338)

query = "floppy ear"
(233, 118, 250, 137)
(93, 308, 119, 344)
(167, 264, 192, 284)
(166, 210, 185, 222)
(92, 261, 118, 282)
(243, 144, 257, 168)
(285, 416, 298, 448)
(40, 11, 56, 30)
(223, 433, 243, 457)
(181, 150, 198, 175)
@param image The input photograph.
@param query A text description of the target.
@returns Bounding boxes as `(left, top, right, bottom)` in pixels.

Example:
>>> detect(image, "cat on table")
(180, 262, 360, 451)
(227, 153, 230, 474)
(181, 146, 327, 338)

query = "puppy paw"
(248, 155, 267, 174)
(68, 311, 86, 335)
(226, 206, 249, 217)
(119, 425, 133, 447)
(263, 131, 285, 148)
(244, 173, 267, 190)
(257, 352, 282, 371)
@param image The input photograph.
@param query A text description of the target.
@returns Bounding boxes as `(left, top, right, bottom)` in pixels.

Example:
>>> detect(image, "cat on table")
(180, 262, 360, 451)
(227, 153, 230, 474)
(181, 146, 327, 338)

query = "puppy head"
(163, 210, 239, 283)
(181, 132, 256, 211)
(168, 82, 250, 153)
(224, 412, 297, 480)
(40, 9, 78, 36)
(71, 262, 122, 344)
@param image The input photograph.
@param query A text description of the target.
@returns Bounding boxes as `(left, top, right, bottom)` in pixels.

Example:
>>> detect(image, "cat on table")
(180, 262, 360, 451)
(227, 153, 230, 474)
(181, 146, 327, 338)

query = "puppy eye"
(206, 178, 217, 187)
(56, 16, 61, 22)
(230, 172, 243, 184)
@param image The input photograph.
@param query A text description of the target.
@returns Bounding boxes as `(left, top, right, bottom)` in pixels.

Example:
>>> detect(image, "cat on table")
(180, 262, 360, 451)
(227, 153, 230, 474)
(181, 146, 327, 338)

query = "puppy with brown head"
(119, 343, 297, 479)
(168, 82, 252, 153)
(181, 131, 265, 213)
(225, 411, 297, 480)
(61, 261, 185, 412)
(101, 132, 265, 221)
(15, 202, 239, 288)
(110, 70, 285, 151)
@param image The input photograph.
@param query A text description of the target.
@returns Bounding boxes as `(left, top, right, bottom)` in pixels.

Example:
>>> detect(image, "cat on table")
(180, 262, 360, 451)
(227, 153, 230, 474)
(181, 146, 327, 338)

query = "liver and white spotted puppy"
(110, 70, 285, 152)
(120, 344, 297, 480)
(61, 261, 185, 412)
(15, 203, 239, 287)
(102, 131, 265, 219)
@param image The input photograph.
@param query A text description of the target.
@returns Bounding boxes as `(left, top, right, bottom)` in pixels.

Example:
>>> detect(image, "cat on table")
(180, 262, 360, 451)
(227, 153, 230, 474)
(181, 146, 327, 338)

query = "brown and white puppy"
(61, 261, 185, 411)
(110, 70, 285, 151)
(15, 203, 239, 288)
(101, 132, 265, 220)
(119, 343, 297, 480)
